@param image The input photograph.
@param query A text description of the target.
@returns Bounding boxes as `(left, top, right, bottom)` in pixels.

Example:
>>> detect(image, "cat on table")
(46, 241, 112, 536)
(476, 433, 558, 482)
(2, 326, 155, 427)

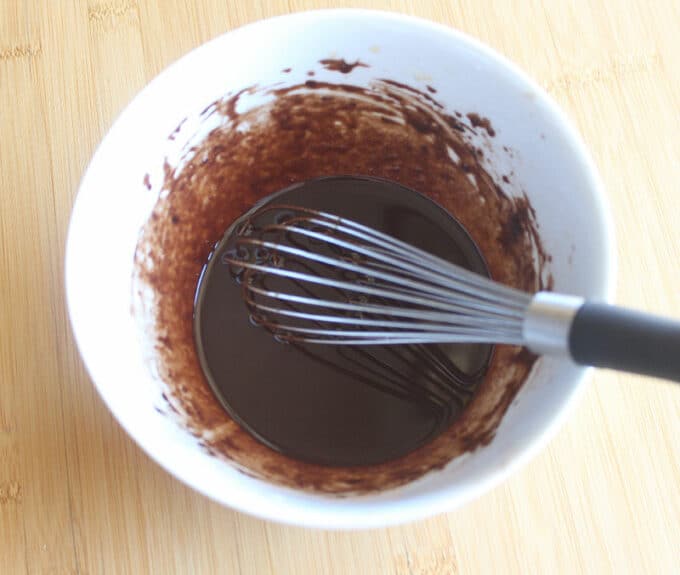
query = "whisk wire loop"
(224, 205, 531, 345)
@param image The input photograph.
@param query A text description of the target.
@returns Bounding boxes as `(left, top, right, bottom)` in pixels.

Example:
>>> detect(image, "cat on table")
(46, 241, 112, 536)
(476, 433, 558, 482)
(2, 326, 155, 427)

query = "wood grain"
(1, 1, 678, 573)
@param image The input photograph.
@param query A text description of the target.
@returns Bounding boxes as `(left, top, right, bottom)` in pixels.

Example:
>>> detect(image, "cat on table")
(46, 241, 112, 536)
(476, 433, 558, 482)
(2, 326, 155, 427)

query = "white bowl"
(66, 9, 615, 529)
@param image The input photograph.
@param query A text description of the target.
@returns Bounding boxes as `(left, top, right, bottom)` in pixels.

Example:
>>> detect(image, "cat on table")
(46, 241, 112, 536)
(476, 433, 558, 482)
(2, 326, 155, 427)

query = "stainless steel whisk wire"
(228, 205, 531, 346)
(232, 235, 482, 414)
(224, 204, 680, 384)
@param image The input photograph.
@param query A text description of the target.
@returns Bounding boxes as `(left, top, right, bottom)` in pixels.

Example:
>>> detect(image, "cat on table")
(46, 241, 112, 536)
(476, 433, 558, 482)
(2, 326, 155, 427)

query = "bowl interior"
(66, 10, 614, 528)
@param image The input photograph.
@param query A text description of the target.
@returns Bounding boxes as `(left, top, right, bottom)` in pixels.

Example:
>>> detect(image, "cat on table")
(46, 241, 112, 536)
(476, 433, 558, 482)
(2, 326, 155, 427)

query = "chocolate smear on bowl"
(132, 77, 548, 494)
(467, 112, 496, 137)
(319, 58, 368, 74)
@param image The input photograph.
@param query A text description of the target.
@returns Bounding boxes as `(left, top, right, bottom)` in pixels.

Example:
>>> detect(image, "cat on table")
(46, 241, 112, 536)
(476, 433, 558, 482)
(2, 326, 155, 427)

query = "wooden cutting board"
(1, 1, 678, 573)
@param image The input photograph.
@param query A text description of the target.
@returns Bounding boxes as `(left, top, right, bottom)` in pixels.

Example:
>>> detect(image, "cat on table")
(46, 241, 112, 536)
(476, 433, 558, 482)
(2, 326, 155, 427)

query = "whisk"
(224, 205, 680, 383)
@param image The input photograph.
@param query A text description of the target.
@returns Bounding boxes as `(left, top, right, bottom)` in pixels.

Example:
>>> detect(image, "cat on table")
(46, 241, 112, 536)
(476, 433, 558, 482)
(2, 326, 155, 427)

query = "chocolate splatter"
(168, 117, 187, 141)
(467, 112, 496, 137)
(319, 58, 368, 74)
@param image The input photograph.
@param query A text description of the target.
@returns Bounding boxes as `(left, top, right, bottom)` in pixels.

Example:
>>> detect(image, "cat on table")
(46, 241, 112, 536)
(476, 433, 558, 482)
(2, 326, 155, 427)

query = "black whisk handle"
(569, 302, 680, 383)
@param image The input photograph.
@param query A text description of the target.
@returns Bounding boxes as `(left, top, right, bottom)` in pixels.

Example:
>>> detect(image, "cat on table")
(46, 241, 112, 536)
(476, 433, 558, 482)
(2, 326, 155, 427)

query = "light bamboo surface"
(1, 1, 679, 573)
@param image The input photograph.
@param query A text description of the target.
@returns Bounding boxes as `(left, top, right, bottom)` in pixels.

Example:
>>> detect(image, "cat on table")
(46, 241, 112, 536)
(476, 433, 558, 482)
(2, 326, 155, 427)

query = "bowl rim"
(65, 8, 617, 529)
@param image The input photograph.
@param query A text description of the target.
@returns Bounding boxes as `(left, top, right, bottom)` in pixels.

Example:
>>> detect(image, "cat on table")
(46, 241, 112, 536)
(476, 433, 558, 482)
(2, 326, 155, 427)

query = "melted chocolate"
(133, 75, 546, 493)
(194, 176, 492, 466)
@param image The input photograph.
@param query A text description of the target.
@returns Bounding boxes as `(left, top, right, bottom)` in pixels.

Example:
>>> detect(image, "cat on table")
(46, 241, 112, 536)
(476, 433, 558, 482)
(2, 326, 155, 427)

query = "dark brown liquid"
(193, 176, 493, 467)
